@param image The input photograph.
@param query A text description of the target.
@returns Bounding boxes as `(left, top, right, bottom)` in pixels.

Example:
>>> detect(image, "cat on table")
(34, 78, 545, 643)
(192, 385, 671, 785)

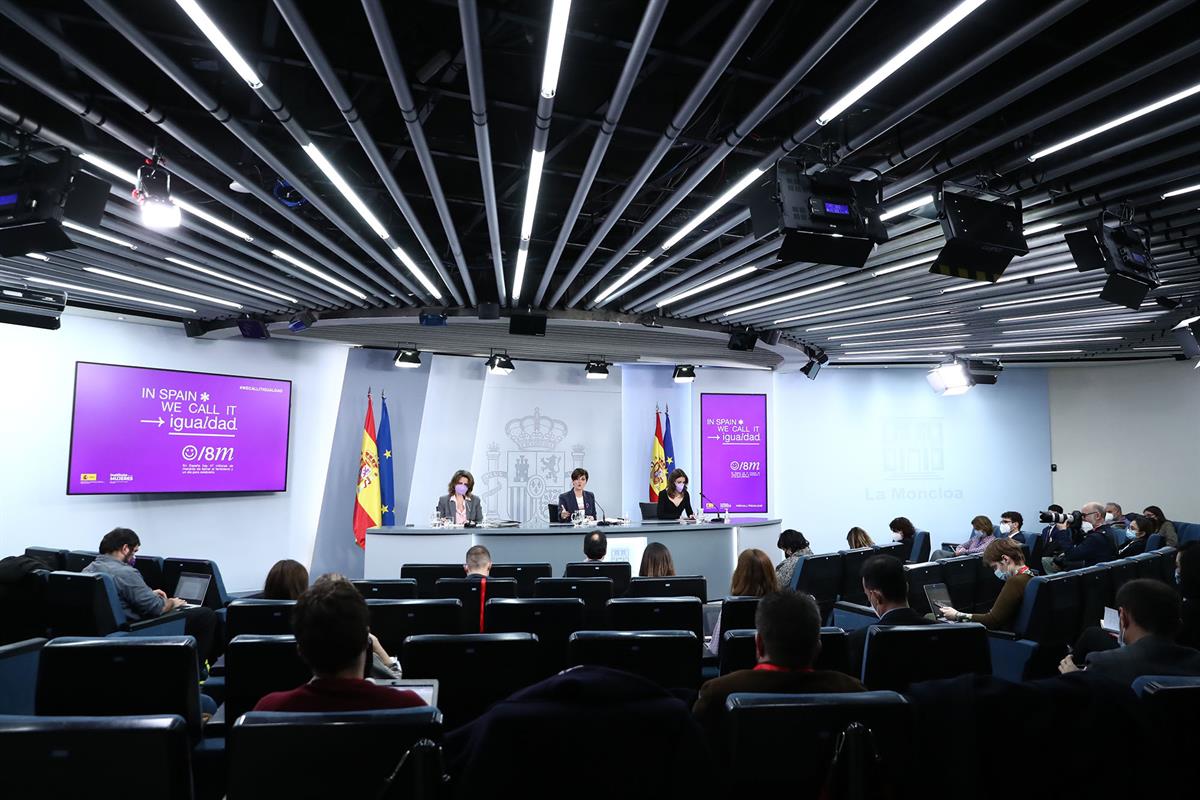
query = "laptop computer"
(174, 572, 212, 607)
(923, 582, 955, 620)
(369, 678, 439, 707)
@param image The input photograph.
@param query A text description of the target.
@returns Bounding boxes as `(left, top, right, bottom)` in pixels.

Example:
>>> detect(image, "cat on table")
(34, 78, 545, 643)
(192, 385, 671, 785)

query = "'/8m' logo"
(181, 445, 235, 461)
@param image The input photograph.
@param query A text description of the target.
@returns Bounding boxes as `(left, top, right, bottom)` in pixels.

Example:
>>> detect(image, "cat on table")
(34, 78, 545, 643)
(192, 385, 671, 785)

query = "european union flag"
(663, 407, 676, 473)
(377, 395, 396, 526)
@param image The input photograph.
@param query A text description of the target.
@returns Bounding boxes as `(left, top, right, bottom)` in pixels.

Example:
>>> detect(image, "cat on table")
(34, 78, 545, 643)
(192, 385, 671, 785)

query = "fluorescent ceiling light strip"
(164, 256, 298, 304)
(62, 220, 137, 249)
(980, 288, 1098, 309)
(844, 344, 966, 356)
(80, 152, 138, 185)
(391, 246, 441, 299)
(1023, 221, 1062, 235)
(993, 336, 1123, 347)
(997, 306, 1148, 323)
(539, 0, 572, 98)
(829, 322, 966, 340)
(1000, 320, 1146, 335)
(1172, 315, 1200, 329)
(879, 194, 935, 222)
(816, 0, 987, 126)
(24, 252, 51, 261)
(723, 280, 848, 317)
(83, 267, 241, 309)
(835, 353, 950, 360)
(512, 242, 531, 302)
(174, 0, 264, 88)
(271, 249, 367, 299)
(26, 276, 197, 313)
(971, 350, 1082, 356)
(301, 143, 389, 239)
(173, 199, 254, 242)
(519, 149, 546, 240)
(775, 295, 912, 324)
(871, 254, 937, 276)
(662, 168, 767, 251)
(1029, 80, 1200, 161)
(656, 266, 757, 308)
(1162, 183, 1200, 199)
(595, 256, 655, 303)
(1133, 346, 1180, 351)
(836, 334, 971, 347)
(806, 310, 949, 332)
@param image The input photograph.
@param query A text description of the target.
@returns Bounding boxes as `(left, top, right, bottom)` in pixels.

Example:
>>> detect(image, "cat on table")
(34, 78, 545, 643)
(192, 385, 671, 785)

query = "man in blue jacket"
(1048, 502, 1118, 571)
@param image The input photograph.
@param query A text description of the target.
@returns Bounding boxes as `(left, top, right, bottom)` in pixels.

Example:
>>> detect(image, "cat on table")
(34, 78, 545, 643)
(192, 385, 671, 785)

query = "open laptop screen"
(923, 583, 954, 619)
(175, 572, 211, 605)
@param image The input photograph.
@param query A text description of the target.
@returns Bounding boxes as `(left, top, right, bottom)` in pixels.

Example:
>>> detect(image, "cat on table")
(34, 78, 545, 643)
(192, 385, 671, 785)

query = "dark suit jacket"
(1061, 529, 1117, 567)
(847, 606, 934, 679)
(1085, 634, 1200, 686)
(556, 490, 596, 519)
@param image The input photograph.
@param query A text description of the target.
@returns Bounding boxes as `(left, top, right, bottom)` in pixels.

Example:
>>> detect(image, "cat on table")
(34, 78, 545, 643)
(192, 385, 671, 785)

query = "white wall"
(1049, 359, 1200, 522)
(0, 314, 348, 590)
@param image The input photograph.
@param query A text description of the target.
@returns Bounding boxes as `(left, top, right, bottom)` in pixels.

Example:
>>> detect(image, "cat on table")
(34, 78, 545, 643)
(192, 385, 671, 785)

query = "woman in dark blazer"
(437, 469, 484, 525)
(557, 468, 597, 520)
(657, 468, 695, 521)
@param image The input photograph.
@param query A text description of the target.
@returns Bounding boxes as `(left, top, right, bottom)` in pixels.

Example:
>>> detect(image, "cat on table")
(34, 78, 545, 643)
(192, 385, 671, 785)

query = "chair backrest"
(36, 636, 203, 742)
(724, 691, 912, 794)
(816, 626, 852, 675)
(163, 558, 229, 608)
(722, 627, 854, 677)
(1131, 675, 1200, 758)
(352, 579, 418, 600)
(563, 562, 632, 596)
(47, 571, 124, 635)
(402, 633, 541, 727)
(861, 623, 991, 690)
(0, 637, 46, 715)
(65, 550, 97, 572)
(131, 555, 167, 593)
(0, 568, 49, 645)
(792, 554, 843, 620)
(1130, 551, 1161, 580)
(1176, 521, 1200, 544)
(534, 577, 614, 627)
(1153, 547, 1178, 582)
(639, 502, 658, 520)
(23, 547, 67, 571)
(224, 634, 313, 726)
(838, 548, 874, 604)
(902, 562, 943, 615)
(226, 599, 296, 642)
(936, 555, 980, 613)
(1144, 534, 1164, 551)
(399, 563, 467, 598)
(719, 595, 761, 632)
(625, 575, 708, 603)
(0, 714, 193, 799)
(873, 542, 907, 560)
(1077, 565, 1114, 633)
(911, 531, 931, 563)
(974, 556, 1004, 611)
(568, 630, 700, 689)
(366, 598, 462, 655)
(485, 597, 587, 675)
(1107, 558, 1139, 594)
(1043, 570, 1082, 644)
(228, 708, 444, 800)
(606, 596, 703, 639)
(488, 563, 553, 597)
(435, 577, 519, 632)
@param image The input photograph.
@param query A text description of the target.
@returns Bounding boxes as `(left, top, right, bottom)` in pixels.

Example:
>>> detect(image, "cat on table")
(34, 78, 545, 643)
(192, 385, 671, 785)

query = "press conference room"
(2, 1, 1200, 798)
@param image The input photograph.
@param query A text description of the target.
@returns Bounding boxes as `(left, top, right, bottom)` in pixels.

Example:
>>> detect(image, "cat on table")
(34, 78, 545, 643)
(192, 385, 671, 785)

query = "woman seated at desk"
(557, 468, 597, 521)
(657, 468, 696, 521)
(437, 469, 484, 525)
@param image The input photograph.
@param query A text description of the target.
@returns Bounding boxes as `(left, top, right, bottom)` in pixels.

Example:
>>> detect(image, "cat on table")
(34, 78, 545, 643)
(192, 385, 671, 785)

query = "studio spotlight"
(486, 350, 515, 376)
(133, 151, 181, 229)
(287, 310, 318, 332)
(926, 356, 1002, 395)
(800, 346, 828, 380)
(727, 331, 757, 351)
(672, 364, 696, 384)
(1173, 317, 1200, 359)
(1065, 210, 1159, 309)
(393, 345, 422, 369)
(929, 184, 1028, 283)
(585, 359, 610, 380)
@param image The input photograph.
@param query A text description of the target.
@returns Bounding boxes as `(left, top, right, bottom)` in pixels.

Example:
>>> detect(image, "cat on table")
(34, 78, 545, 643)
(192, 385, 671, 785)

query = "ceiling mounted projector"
(0, 278, 66, 330)
(927, 356, 1003, 396)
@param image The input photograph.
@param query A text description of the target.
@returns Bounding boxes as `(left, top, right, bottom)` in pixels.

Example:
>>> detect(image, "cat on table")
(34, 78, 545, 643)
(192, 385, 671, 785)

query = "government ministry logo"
(881, 417, 944, 480)
(479, 408, 586, 522)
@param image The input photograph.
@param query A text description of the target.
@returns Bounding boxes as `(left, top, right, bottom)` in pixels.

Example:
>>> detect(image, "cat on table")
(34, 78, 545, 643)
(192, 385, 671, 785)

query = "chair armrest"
(228, 590, 263, 601)
(985, 629, 1018, 641)
(204, 702, 227, 739)
(122, 611, 187, 636)
(831, 601, 877, 631)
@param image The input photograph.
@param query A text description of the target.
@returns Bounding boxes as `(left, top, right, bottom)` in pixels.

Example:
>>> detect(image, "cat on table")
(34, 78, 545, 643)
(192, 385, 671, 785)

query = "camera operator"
(1043, 501, 1118, 573)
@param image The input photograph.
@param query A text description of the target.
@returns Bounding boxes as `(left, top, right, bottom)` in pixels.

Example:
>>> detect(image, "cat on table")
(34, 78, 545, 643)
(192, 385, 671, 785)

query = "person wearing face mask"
(1059, 578, 1200, 685)
(888, 517, 917, 546)
(847, 555, 933, 677)
(999, 511, 1025, 542)
(935, 539, 1032, 630)
(557, 467, 597, 521)
(1118, 514, 1157, 557)
(656, 468, 695, 521)
(930, 515, 995, 560)
(1143, 505, 1178, 547)
(1048, 501, 1118, 572)
(437, 469, 484, 525)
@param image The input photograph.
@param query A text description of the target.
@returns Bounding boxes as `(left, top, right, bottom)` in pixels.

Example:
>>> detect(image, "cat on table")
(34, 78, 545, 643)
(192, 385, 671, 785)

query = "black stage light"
(485, 351, 514, 375)
(419, 312, 448, 326)
(672, 364, 696, 383)
(0, 279, 64, 330)
(1156, 296, 1181, 310)
(288, 310, 318, 332)
(236, 318, 270, 339)
(800, 360, 821, 380)
(929, 184, 1028, 283)
(727, 331, 757, 351)
(759, 329, 782, 346)
(1173, 318, 1200, 359)
(478, 302, 500, 320)
(1066, 210, 1159, 310)
(585, 359, 610, 380)
(0, 156, 110, 256)
(393, 346, 422, 369)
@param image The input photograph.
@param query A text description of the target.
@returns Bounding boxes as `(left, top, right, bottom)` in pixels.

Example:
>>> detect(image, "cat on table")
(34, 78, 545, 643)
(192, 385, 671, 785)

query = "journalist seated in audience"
(707, 549, 778, 656)
(932, 515, 995, 560)
(464, 544, 492, 578)
(639, 542, 675, 578)
(935, 539, 1032, 630)
(1043, 501, 1119, 573)
(1059, 578, 1200, 685)
(846, 527, 874, 549)
(1178, 543, 1200, 649)
(1000, 511, 1025, 542)
(774, 528, 812, 588)
(263, 559, 309, 600)
(1105, 501, 1127, 532)
(693, 590, 865, 738)
(583, 531, 607, 562)
(1144, 505, 1178, 547)
(83, 527, 219, 668)
(255, 574, 423, 712)
(1117, 514, 1156, 558)
(849, 554, 932, 676)
(889, 516, 917, 546)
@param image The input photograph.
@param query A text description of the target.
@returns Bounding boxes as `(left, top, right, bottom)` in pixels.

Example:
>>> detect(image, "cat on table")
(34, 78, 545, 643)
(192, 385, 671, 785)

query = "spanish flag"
(352, 393, 382, 548)
(649, 409, 667, 501)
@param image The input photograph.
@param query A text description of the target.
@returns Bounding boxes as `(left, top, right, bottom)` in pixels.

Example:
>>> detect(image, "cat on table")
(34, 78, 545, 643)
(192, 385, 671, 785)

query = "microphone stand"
(699, 491, 726, 523)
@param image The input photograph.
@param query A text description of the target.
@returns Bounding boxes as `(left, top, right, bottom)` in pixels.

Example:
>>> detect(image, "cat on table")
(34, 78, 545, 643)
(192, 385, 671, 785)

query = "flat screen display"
(699, 393, 767, 514)
(67, 362, 292, 495)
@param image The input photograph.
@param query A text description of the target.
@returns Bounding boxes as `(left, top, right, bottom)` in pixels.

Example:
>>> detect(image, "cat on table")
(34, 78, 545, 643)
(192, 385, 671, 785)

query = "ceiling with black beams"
(1, 0, 1199, 369)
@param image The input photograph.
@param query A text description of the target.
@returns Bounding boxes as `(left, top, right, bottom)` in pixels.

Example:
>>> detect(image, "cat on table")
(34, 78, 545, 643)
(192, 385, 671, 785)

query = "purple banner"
(700, 393, 767, 514)
(67, 362, 292, 495)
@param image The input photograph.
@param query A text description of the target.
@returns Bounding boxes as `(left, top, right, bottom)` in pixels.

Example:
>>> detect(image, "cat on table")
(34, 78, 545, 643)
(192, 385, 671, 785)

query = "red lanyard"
(478, 577, 487, 633)
(753, 663, 813, 673)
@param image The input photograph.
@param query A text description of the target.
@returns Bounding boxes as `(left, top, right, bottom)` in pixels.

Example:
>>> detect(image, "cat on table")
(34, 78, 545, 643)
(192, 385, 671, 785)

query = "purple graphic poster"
(700, 393, 767, 514)
(68, 362, 292, 495)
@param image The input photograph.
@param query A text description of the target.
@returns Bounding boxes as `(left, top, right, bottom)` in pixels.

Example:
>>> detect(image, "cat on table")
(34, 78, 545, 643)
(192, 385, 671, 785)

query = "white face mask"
(999, 523, 1012, 536)
(1081, 521, 1094, 533)
(1104, 512, 1115, 523)
(892, 531, 903, 542)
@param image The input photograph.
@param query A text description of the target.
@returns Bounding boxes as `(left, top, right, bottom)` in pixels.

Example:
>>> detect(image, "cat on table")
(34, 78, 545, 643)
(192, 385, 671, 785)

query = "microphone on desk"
(699, 492, 725, 522)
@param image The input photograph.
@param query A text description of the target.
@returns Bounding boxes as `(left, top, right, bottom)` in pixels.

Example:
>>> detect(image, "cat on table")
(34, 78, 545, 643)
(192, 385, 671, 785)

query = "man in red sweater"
(255, 574, 425, 712)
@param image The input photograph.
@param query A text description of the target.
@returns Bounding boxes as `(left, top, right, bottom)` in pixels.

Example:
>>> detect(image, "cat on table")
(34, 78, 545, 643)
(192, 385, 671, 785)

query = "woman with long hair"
(639, 542, 676, 577)
(263, 559, 309, 600)
(657, 468, 696, 521)
(708, 549, 778, 655)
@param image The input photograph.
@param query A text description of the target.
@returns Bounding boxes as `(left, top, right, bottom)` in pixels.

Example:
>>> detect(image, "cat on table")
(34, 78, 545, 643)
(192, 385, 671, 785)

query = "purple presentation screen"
(700, 393, 768, 514)
(67, 362, 292, 495)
